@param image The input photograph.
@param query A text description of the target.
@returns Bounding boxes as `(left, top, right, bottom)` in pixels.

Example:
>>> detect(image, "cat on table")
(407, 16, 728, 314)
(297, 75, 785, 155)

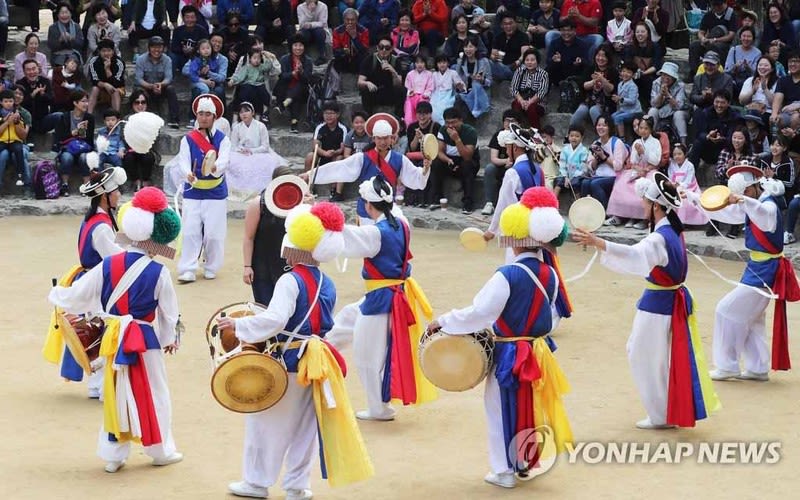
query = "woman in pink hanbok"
(667, 143, 708, 226)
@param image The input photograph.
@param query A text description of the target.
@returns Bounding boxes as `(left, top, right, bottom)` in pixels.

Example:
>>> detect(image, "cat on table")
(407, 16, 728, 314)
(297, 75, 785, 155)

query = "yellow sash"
(750, 250, 782, 262)
(364, 277, 438, 404)
(192, 176, 224, 189)
(42, 265, 85, 364)
(644, 282, 682, 291)
(99, 317, 140, 444)
(296, 337, 374, 487)
(531, 337, 573, 455)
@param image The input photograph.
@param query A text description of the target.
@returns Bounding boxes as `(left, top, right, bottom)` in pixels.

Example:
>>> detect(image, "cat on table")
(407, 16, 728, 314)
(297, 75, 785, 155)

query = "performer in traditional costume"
(574, 173, 721, 429)
(686, 166, 800, 381)
(49, 187, 184, 473)
(302, 113, 430, 225)
(483, 125, 573, 319)
(326, 177, 437, 421)
(218, 202, 373, 500)
(175, 93, 232, 282)
(428, 187, 573, 489)
(43, 161, 126, 398)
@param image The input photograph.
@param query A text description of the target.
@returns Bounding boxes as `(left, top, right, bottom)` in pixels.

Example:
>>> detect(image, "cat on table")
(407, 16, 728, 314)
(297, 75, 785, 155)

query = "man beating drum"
(427, 187, 574, 490)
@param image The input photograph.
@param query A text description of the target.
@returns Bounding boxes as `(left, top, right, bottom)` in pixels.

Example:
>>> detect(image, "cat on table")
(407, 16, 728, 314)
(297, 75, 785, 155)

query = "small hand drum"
(419, 328, 494, 392)
(201, 150, 217, 177)
(568, 197, 606, 232)
(459, 227, 487, 252)
(699, 185, 731, 211)
(422, 134, 439, 160)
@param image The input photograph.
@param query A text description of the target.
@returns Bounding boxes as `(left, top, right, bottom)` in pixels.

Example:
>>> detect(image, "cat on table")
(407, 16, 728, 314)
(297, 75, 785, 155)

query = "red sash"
(364, 221, 419, 404)
(78, 212, 112, 258)
(109, 253, 161, 446)
(749, 223, 800, 370)
(365, 149, 399, 187)
(494, 263, 552, 465)
(293, 265, 347, 376)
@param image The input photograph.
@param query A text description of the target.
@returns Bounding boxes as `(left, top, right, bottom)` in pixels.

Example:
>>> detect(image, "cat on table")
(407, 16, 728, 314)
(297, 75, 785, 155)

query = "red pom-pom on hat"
(310, 202, 345, 232)
(131, 186, 169, 213)
(520, 187, 558, 209)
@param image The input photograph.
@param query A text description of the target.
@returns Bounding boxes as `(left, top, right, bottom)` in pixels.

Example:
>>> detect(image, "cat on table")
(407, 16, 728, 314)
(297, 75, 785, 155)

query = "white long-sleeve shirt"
(488, 155, 528, 234)
(631, 134, 662, 169)
(235, 272, 301, 344)
(230, 119, 272, 154)
(91, 207, 124, 259)
(600, 218, 669, 277)
(687, 191, 777, 231)
(438, 251, 549, 334)
(176, 133, 232, 177)
(48, 248, 180, 347)
(297, 1, 328, 29)
(311, 151, 429, 190)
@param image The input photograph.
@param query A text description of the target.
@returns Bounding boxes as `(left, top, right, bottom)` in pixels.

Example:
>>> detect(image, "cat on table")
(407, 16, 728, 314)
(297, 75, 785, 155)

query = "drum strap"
(280, 271, 325, 358)
(512, 262, 555, 305)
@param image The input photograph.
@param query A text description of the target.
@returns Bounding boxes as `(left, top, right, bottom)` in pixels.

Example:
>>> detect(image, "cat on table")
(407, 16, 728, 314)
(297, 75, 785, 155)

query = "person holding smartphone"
(54, 89, 95, 196)
(454, 36, 492, 119)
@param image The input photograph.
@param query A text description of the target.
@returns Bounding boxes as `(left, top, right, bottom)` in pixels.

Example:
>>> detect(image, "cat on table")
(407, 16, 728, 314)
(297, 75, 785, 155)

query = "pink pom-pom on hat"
(520, 187, 558, 209)
(131, 186, 169, 213)
(310, 202, 345, 232)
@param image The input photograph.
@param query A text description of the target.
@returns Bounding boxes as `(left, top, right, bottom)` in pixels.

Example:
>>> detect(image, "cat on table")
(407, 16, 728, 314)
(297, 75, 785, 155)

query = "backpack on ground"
(557, 78, 583, 113)
(33, 160, 60, 200)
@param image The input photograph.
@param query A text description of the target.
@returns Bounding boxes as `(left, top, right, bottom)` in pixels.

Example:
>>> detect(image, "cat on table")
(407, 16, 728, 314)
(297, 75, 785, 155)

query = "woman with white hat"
(575, 173, 720, 430)
(645, 61, 689, 144)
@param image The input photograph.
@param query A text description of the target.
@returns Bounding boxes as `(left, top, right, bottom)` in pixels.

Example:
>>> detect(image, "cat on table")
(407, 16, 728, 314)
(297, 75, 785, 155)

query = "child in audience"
(554, 125, 589, 200)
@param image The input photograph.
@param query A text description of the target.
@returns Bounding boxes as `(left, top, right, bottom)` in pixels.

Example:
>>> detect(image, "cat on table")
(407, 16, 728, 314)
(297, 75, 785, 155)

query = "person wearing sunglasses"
(357, 35, 405, 116)
(216, 0, 254, 31)
(218, 12, 249, 77)
(122, 89, 160, 190)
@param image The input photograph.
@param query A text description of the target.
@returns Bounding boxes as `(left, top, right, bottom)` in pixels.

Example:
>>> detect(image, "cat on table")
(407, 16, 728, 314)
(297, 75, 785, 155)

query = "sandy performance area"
(1, 216, 798, 500)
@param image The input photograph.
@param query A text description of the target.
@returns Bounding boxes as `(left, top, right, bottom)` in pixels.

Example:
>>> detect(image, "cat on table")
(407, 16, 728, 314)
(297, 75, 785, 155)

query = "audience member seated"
(545, 0, 603, 58)
(0, 90, 31, 192)
(305, 101, 348, 200)
(333, 8, 370, 74)
(180, 0, 213, 32)
(218, 12, 250, 76)
(689, 51, 734, 111)
(739, 56, 778, 128)
(770, 51, 800, 130)
(188, 38, 227, 105)
(405, 100, 441, 206)
(760, 2, 794, 65)
(51, 55, 82, 113)
(360, 0, 400, 45)
(528, 0, 561, 49)
(127, 0, 171, 52)
(454, 37, 492, 120)
(571, 46, 617, 129)
(216, 0, 254, 29)
(273, 35, 313, 134)
(688, 0, 737, 82)
(688, 89, 741, 168)
(48, 3, 84, 66)
(86, 4, 122, 57)
(510, 48, 548, 129)
(358, 36, 405, 116)
(443, 14, 487, 65)
(54, 90, 95, 196)
(427, 106, 479, 214)
(488, 14, 530, 82)
(255, 0, 295, 46)
(229, 47, 274, 123)
(170, 5, 209, 73)
(605, 0, 631, 58)
(631, 0, 669, 44)
(391, 9, 420, 73)
(412, 0, 449, 57)
(646, 62, 689, 144)
(546, 20, 589, 87)
(725, 26, 760, 96)
(14, 33, 50, 80)
(481, 109, 521, 215)
(584, 114, 627, 208)
(626, 22, 662, 108)
(714, 126, 757, 184)
(134, 36, 180, 128)
(16, 59, 53, 134)
(297, 0, 330, 65)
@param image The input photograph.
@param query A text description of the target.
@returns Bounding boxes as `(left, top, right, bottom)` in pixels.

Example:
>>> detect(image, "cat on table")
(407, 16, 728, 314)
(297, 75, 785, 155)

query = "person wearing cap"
(646, 61, 689, 144)
(127, 0, 171, 52)
(324, 176, 437, 421)
(49, 187, 184, 474)
(429, 187, 574, 488)
(741, 110, 770, 158)
(303, 113, 431, 225)
(134, 35, 180, 128)
(686, 166, 800, 380)
(43, 165, 125, 397)
(88, 38, 126, 114)
(174, 94, 230, 282)
(219, 201, 374, 500)
(575, 173, 721, 430)
(688, 0, 737, 82)
(169, 5, 209, 73)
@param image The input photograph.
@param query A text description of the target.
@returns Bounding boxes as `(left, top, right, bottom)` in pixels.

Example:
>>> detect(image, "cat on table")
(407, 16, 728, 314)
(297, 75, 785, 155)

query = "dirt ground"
(1, 216, 799, 500)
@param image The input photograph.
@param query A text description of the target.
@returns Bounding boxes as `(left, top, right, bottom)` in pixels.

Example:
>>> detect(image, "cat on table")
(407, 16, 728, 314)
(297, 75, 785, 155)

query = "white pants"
(484, 368, 512, 474)
(97, 349, 177, 462)
(713, 284, 771, 374)
(178, 198, 227, 275)
(87, 367, 104, 397)
(242, 382, 317, 491)
(627, 311, 672, 425)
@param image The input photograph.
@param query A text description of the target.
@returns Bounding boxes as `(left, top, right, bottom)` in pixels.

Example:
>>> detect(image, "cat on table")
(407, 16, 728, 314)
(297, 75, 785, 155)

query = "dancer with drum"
(301, 113, 431, 225)
(217, 202, 373, 500)
(574, 173, 721, 430)
(176, 93, 232, 283)
(49, 187, 184, 473)
(686, 166, 799, 381)
(482, 124, 574, 319)
(327, 177, 437, 421)
(428, 187, 573, 489)
(43, 164, 126, 398)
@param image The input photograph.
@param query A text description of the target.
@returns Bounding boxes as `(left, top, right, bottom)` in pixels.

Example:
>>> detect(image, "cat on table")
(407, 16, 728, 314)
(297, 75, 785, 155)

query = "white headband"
(372, 120, 392, 137)
(196, 97, 217, 116)
(359, 177, 393, 203)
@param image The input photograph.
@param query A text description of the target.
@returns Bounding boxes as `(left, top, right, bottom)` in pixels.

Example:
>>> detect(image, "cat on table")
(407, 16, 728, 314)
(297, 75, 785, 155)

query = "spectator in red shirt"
(412, 0, 449, 56)
(333, 9, 370, 74)
(546, 0, 604, 58)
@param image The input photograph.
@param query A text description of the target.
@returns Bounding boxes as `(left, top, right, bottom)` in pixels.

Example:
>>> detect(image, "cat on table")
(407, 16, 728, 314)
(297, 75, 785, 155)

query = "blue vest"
(742, 196, 782, 287)
(637, 224, 693, 316)
(77, 213, 112, 270)
(277, 265, 336, 373)
(356, 150, 403, 217)
(492, 257, 557, 339)
(512, 157, 544, 196)
(360, 219, 411, 315)
(182, 129, 228, 200)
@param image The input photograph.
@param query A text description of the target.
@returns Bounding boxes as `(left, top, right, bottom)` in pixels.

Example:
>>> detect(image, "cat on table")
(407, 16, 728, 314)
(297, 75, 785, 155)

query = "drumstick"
(308, 146, 320, 195)
(51, 278, 60, 331)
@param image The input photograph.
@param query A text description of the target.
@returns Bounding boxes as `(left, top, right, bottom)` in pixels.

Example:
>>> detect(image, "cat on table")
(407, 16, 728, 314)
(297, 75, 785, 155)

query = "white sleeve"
(235, 273, 299, 343)
(48, 264, 104, 314)
(154, 266, 179, 346)
(645, 138, 662, 167)
(600, 232, 669, 277)
(177, 137, 191, 175)
(703, 198, 747, 225)
(488, 170, 519, 234)
(398, 154, 430, 190)
(438, 272, 510, 334)
(92, 224, 124, 258)
(340, 224, 382, 258)
(251, 124, 270, 154)
(214, 136, 232, 176)
(743, 197, 778, 232)
(312, 153, 364, 184)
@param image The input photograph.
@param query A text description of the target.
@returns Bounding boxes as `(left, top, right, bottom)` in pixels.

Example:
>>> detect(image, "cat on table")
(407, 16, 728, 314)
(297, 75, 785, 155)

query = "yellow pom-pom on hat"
(287, 212, 325, 251)
(499, 203, 532, 239)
